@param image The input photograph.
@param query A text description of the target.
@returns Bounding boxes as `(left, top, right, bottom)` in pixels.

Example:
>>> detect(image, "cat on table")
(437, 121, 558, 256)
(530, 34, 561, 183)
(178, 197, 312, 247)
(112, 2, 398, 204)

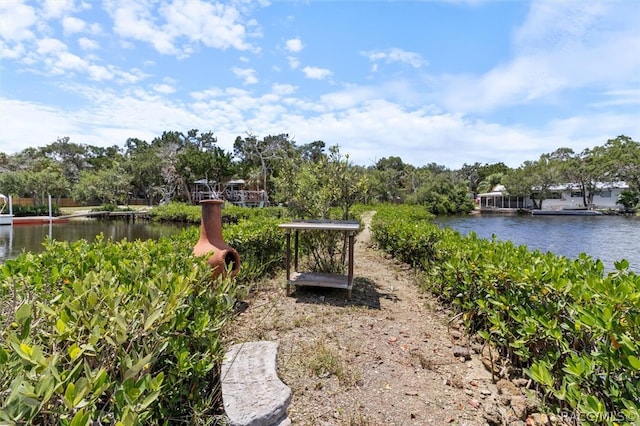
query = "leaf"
(69, 409, 90, 426)
(15, 303, 32, 323)
(55, 318, 67, 334)
(68, 344, 83, 360)
(528, 362, 554, 388)
(64, 382, 76, 409)
(144, 308, 163, 331)
(138, 389, 160, 411)
(123, 353, 153, 381)
(628, 355, 640, 371)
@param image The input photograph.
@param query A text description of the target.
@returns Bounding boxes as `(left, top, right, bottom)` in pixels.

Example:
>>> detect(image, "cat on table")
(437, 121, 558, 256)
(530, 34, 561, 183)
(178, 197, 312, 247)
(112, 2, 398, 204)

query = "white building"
(538, 182, 629, 210)
(477, 182, 629, 211)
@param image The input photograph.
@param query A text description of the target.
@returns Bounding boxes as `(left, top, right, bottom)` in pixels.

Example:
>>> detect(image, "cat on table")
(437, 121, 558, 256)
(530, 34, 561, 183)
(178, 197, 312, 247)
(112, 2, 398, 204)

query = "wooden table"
(279, 220, 361, 299)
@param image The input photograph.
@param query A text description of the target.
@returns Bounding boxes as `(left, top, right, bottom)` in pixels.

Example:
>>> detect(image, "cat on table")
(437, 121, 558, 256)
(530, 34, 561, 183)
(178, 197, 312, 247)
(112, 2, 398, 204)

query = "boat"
(0, 194, 13, 226)
(530, 209, 602, 216)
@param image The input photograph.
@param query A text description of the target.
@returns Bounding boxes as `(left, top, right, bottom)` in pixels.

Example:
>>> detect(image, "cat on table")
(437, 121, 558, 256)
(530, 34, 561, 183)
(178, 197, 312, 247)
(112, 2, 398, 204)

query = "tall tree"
(234, 133, 295, 194)
(503, 155, 562, 210)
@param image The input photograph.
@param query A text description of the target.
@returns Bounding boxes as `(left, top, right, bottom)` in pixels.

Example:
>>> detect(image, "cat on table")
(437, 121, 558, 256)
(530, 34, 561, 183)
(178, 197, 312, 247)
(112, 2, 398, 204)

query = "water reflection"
(433, 214, 640, 273)
(0, 220, 191, 263)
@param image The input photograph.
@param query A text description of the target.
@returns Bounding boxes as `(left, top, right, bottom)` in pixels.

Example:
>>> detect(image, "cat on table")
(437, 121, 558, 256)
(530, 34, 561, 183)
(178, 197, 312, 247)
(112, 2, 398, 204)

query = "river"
(2, 215, 639, 273)
(0, 221, 190, 264)
(433, 214, 640, 273)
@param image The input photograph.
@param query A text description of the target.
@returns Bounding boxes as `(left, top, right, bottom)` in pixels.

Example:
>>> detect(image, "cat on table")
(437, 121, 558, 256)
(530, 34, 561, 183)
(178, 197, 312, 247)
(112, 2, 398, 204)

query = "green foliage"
(148, 202, 202, 223)
(225, 216, 288, 283)
(11, 204, 61, 217)
(0, 231, 239, 424)
(90, 204, 133, 213)
(371, 204, 640, 421)
(618, 190, 639, 210)
(72, 164, 132, 205)
(148, 202, 291, 226)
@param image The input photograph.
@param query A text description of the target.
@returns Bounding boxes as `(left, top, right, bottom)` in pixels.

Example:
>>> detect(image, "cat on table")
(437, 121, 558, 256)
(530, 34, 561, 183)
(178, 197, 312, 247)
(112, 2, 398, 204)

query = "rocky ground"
(224, 212, 557, 426)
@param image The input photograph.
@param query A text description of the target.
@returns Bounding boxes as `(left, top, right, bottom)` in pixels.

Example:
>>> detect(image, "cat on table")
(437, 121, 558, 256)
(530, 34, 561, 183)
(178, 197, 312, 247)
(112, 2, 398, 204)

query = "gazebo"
(477, 185, 531, 211)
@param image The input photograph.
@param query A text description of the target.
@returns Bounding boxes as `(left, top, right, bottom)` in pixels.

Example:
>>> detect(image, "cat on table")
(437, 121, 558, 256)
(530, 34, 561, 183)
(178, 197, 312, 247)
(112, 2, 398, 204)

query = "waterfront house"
(477, 185, 533, 212)
(477, 182, 629, 212)
(536, 182, 629, 210)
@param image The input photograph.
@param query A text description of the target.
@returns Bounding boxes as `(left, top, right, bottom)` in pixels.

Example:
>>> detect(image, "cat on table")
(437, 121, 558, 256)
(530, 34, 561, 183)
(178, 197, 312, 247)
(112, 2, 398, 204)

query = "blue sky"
(1, 0, 639, 168)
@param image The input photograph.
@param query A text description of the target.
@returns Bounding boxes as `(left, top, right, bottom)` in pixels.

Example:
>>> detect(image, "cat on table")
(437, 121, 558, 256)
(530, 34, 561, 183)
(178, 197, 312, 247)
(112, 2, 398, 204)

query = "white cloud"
(287, 56, 300, 70)
(0, 1, 37, 42)
(285, 38, 303, 53)
(272, 83, 297, 95)
(78, 37, 99, 50)
(153, 83, 176, 94)
(109, 2, 177, 55)
(302, 66, 333, 80)
(106, 0, 258, 57)
(163, 0, 254, 51)
(434, 1, 640, 114)
(62, 16, 86, 35)
(41, 0, 76, 19)
(232, 67, 258, 85)
(36, 38, 67, 55)
(364, 48, 427, 68)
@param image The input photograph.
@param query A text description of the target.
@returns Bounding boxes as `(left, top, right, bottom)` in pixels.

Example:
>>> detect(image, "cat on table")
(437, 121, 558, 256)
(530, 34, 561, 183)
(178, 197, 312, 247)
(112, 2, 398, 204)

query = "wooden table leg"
(294, 230, 299, 271)
(285, 230, 291, 294)
(348, 231, 354, 299)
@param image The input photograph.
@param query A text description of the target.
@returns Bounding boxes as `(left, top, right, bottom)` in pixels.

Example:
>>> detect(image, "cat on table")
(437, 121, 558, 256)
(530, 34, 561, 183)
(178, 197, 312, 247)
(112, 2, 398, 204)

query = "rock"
(222, 341, 292, 426)
(453, 345, 471, 360)
(496, 379, 531, 420)
(483, 407, 503, 425)
(482, 345, 501, 375)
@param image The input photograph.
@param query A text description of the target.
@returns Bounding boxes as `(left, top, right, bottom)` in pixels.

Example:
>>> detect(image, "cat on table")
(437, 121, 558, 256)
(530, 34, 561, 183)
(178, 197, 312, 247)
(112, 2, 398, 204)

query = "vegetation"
(2, 132, 637, 213)
(0, 215, 285, 423)
(502, 135, 640, 210)
(371, 204, 640, 423)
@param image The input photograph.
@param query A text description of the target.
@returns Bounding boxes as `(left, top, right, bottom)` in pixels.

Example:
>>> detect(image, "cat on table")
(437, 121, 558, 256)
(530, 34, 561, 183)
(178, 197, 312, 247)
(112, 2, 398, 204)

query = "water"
(0, 221, 191, 263)
(433, 214, 640, 273)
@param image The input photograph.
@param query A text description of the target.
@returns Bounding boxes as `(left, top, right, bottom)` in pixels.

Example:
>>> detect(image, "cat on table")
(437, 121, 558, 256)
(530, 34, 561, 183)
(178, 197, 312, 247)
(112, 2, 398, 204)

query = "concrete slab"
(222, 341, 291, 426)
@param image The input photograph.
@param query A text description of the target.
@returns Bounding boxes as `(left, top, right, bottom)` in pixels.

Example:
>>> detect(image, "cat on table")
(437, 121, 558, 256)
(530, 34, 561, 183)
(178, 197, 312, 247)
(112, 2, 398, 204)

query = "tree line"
(0, 132, 637, 215)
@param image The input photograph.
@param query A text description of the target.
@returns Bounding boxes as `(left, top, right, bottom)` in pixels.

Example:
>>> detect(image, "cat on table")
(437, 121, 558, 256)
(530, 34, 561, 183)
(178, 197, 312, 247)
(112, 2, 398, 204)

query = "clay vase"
(193, 200, 240, 279)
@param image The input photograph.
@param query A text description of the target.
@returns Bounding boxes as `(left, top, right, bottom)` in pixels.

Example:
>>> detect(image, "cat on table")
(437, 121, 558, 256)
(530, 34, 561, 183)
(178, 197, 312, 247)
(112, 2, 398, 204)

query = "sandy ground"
(224, 212, 542, 426)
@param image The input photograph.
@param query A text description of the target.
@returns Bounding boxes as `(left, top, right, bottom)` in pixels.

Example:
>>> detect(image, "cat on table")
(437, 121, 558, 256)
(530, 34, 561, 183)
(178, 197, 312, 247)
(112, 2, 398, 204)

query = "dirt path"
(225, 212, 535, 425)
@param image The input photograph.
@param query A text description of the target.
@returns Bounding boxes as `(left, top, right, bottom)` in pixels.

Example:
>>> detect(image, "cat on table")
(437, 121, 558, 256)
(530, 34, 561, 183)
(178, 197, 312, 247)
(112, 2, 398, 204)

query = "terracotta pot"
(193, 200, 240, 279)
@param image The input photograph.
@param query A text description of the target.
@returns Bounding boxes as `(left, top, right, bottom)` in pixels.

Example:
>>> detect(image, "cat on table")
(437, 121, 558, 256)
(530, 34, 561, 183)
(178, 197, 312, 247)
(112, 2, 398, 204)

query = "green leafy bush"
(11, 205, 61, 217)
(147, 202, 202, 223)
(0, 231, 237, 424)
(370, 204, 640, 423)
(148, 201, 290, 225)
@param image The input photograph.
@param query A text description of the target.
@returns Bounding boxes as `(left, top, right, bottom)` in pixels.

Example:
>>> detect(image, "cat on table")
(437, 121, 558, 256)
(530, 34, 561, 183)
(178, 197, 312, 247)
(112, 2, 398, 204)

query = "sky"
(1, 0, 639, 169)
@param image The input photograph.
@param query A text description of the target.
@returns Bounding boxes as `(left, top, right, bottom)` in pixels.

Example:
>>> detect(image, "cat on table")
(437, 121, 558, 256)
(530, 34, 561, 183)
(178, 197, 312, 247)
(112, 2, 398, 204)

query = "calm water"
(0, 221, 191, 263)
(433, 214, 640, 273)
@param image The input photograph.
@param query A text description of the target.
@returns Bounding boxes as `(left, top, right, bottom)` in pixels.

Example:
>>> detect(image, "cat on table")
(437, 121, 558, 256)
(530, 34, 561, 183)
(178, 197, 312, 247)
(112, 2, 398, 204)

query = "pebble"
(453, 345, 472, 360)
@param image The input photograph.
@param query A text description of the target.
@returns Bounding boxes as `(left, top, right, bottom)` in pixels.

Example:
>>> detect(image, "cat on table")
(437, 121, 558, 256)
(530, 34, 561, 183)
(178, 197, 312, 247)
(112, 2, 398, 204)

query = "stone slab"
(222, 341, 291, 426)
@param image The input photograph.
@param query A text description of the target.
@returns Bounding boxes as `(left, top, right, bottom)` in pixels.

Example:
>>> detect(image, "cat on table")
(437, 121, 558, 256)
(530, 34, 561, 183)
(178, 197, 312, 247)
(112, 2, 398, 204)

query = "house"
(537, 182, 629, 210)
(477, 182, 629, 212)
(191, 179, 269, 207)
(476, 185, 533, 211)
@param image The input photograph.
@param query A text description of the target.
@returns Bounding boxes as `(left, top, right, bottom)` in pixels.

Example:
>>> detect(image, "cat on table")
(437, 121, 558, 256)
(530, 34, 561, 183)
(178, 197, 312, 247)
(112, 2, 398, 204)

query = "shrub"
(370, 204, 640, 422)
(0, 231, 237, 424)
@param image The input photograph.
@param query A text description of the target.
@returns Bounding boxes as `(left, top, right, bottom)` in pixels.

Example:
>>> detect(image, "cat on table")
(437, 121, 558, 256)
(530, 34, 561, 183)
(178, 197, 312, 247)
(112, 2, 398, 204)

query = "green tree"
(601, 135, 640, 191)
(176, 131, 235, 201)
(72, 164, 132, 205)
(503, 155, 562, 210)
(234, 133, 295, 194)
(368, 156, 411, 203)
(458, 162, 510, 196)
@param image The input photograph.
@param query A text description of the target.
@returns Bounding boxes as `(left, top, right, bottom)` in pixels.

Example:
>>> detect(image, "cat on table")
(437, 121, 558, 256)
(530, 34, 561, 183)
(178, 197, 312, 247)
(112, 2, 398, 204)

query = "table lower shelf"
(287, 271, 352, 290)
